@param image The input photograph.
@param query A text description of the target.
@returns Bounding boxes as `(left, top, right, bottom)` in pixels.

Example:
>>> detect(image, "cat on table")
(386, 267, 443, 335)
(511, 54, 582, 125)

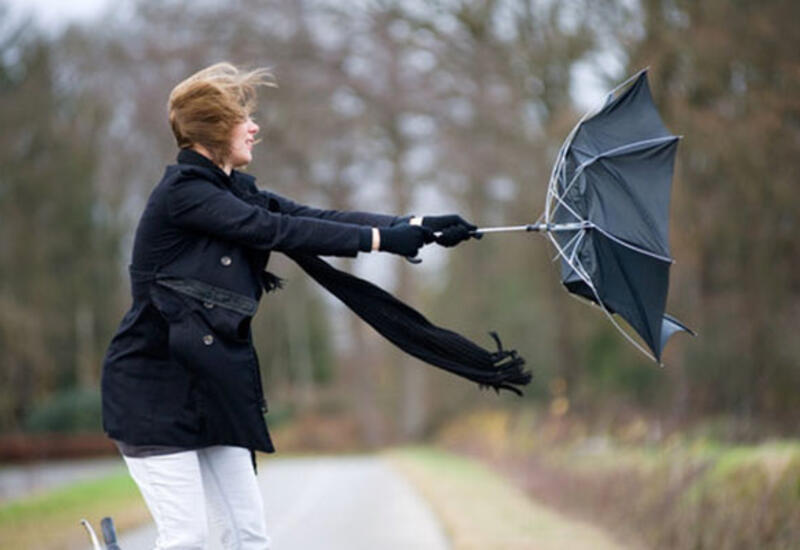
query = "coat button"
(203, 301, 215, 309)
(220, 255, 232, 266)
(202, 334, 214, 346)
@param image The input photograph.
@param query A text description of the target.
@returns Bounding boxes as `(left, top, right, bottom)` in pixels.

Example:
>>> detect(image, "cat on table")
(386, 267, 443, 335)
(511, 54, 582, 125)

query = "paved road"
(113, 455, 450, 550)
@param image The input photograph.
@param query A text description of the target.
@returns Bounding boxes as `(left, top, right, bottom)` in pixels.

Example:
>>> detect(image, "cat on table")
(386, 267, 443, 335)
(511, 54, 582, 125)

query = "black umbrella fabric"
(470, 69, 692, 362)
(545, 70, 693, 362)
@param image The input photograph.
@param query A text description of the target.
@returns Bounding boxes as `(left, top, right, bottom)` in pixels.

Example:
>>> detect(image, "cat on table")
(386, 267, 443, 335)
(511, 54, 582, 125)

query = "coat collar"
(175, 148, 257, 188)
(176, 148, 230, 183)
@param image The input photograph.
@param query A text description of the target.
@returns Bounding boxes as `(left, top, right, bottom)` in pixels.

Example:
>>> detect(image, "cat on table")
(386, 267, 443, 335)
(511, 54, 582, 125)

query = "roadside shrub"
(22, 388, 102, 433)
(668, 455, 800, 550)
(437, 407, 800, 550)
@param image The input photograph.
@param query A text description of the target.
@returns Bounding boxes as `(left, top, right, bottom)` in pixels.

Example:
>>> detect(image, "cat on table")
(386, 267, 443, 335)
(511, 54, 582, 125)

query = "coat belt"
(129, 266, 257, 316)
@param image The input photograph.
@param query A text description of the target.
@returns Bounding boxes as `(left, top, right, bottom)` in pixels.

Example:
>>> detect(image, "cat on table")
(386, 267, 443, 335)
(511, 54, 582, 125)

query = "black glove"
(421, 214, 477, 232)
(421, 214, 481, 247)
(435, 225, 473, 247)
(379, 225, 434, 257)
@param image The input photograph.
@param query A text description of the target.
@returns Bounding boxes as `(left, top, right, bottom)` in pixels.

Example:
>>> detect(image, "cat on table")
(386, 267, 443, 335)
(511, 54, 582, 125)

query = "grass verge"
(437, 407, 800, 550)
(0, 469, 149, 550)
(384, 446, 628, 550)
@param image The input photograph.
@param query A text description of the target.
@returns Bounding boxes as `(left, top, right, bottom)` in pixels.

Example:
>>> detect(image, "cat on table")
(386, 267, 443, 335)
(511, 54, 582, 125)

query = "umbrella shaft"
(468, 222, 591, 235)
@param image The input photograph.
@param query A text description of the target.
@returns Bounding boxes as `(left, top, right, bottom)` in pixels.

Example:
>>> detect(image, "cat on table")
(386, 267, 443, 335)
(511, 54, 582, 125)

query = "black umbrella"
(469, 69, 693, 363)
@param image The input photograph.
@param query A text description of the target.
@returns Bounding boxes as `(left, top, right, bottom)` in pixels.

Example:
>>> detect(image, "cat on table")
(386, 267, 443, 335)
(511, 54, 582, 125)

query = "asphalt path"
(112, 455, 450, 550)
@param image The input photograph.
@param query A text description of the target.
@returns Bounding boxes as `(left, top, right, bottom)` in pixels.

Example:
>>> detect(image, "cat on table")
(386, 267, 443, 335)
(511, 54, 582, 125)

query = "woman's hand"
(378, 225, 435, 257)
(413, 214, 481, 247)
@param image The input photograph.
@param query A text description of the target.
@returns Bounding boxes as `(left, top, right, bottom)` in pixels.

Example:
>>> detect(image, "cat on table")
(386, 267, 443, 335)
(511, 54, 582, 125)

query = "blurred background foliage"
(0, 0, 798, 443)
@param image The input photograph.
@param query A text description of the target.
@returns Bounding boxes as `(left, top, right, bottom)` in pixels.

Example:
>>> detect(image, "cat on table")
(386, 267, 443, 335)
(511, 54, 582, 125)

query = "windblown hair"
(167, 62, 276, 165)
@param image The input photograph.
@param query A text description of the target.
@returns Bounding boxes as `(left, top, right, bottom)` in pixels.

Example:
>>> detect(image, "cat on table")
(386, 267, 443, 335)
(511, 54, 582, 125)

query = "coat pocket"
(150, 281, 254, 341)
(151, 286, 252, 367)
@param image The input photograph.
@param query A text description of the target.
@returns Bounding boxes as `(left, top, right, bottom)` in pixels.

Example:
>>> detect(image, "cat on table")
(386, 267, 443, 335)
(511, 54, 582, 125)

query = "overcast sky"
(4, 0, 112, 32)
(3, 0, 615, 110)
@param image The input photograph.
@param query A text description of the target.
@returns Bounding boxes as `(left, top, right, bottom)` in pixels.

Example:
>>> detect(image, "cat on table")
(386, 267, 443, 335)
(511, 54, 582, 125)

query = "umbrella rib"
(552, 136, 678, 222)
(546, 110, 593, 222)
(546, 152, 581, 223)
(591, 225, 674, 264)
(546, 178, 674, 264)
(604, 67, 650, 103)
(544, 68, 649, 224)
(545, 231, 659, 364)
(588, 149, 673, 258)
(551, 227, 586, 263)
(546, 157, 587, 226)
(546, 137, 678, 263)
(548, 187, 585, 225)
(582, 136, 679, 162)
(595, 297, 660, 364)
(568, 230, 588, 264)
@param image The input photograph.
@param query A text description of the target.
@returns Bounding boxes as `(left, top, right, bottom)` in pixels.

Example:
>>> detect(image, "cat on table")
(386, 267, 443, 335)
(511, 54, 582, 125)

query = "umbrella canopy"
(544, 70, 693, 362)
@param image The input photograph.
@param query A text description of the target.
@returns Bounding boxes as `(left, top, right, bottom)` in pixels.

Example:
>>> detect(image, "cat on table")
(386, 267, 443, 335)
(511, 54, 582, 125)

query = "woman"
(100, 62, 477, 549)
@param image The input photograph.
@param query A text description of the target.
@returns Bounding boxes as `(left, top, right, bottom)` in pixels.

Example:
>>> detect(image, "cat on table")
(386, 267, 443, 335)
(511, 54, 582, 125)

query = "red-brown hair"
(167, 62, 276, 165)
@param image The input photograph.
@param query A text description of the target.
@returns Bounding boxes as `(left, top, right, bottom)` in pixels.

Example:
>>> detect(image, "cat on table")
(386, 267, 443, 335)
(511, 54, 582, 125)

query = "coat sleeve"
(266, 190, 411, 227)
(166, 176, 369, 257)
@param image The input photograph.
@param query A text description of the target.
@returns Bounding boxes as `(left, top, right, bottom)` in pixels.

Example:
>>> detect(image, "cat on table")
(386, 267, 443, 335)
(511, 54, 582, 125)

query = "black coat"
(101, 149, 405, 453)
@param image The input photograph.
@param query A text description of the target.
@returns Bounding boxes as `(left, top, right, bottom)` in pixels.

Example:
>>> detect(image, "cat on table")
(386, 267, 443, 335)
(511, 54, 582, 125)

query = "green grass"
(384, 446, 628, 550)
(0, 469, 149, 550)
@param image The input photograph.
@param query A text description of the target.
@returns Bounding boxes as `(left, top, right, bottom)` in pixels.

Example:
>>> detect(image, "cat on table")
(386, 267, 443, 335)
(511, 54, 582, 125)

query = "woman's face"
(227, 116, 260, 169)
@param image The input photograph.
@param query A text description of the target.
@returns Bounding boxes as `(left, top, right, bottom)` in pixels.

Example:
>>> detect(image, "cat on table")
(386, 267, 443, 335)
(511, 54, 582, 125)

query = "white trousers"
(122, 446, 271, 550)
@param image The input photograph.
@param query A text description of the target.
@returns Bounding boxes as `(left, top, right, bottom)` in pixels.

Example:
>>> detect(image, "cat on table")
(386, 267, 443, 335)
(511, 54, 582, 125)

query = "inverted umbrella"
(471, 69, 693, 363)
